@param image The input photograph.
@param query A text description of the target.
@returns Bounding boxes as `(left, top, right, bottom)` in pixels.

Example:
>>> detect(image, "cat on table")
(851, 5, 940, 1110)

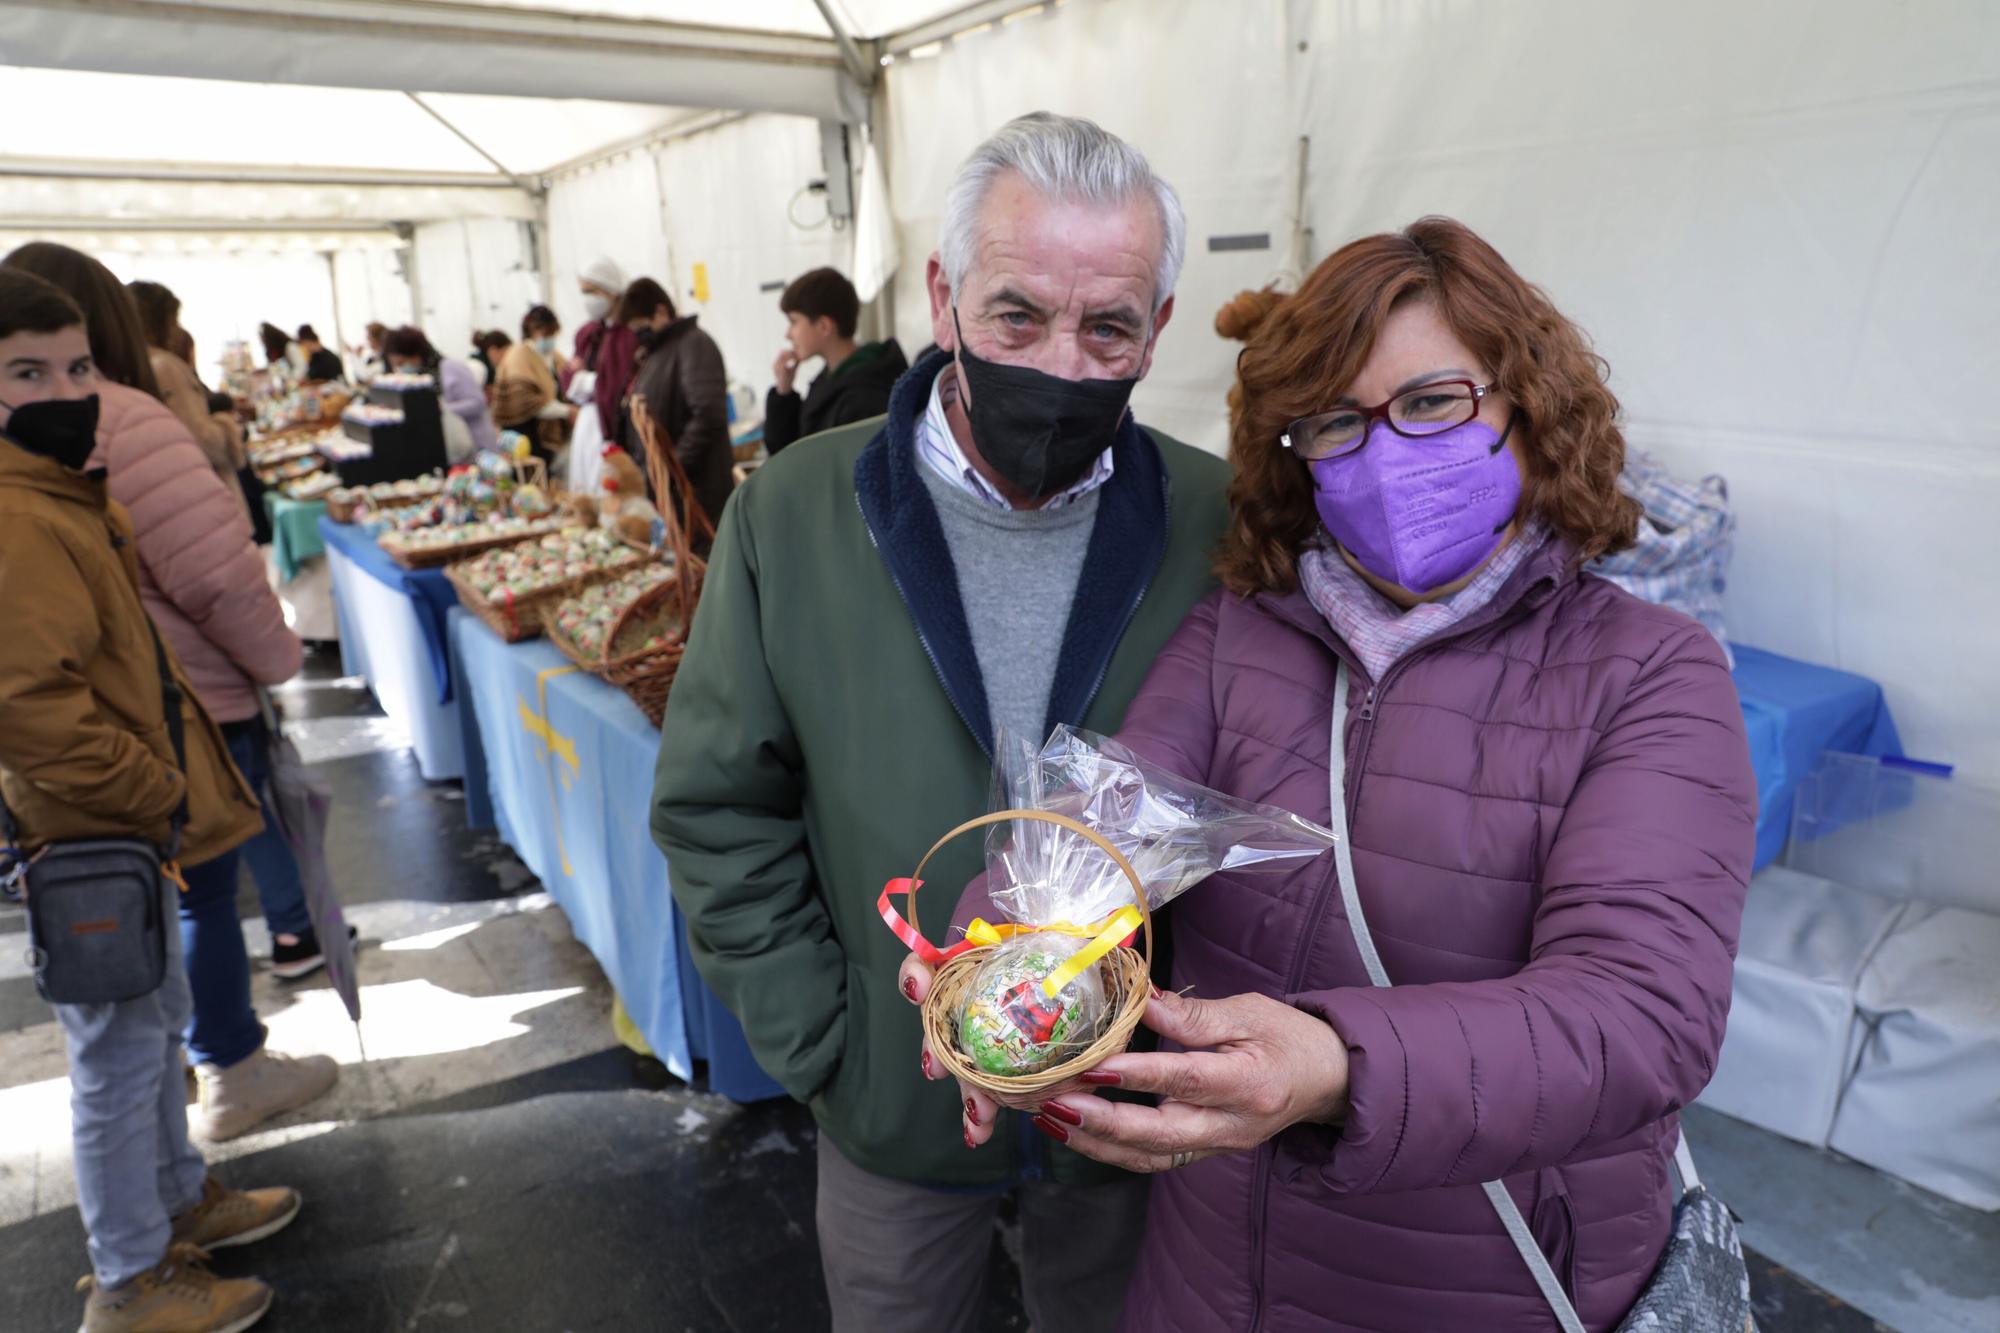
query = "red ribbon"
(878, 877, 984, 968)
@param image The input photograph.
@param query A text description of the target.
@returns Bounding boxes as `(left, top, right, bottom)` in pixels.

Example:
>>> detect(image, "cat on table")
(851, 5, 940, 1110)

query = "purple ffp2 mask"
(1309, 416, 1522, 595)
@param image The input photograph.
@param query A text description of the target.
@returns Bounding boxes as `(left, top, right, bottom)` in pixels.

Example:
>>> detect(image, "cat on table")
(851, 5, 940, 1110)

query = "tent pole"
(325, 250, 351, 376)
(811, 0, 876, 90)
(403, 92, 540, 197)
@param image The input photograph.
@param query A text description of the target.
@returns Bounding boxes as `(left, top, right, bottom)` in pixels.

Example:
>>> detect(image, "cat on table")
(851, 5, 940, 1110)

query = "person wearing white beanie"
(565, 257, 640, 489)
(579, 258, 627, 321)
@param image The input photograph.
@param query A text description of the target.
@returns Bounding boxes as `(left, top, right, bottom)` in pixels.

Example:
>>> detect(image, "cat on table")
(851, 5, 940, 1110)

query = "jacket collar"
(0, 436, 108, 508)
(854, 347, 1173, 756)
(1253, 529, 1579, 682)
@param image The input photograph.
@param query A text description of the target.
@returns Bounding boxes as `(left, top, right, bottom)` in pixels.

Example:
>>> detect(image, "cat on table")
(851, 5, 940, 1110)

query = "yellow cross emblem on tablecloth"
(518, 664, 581, 877)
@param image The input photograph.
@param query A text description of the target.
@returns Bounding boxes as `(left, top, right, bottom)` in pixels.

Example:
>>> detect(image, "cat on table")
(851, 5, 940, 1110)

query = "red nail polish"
(1041, 1102, 1082, 1127)
(1077, 1070, 1122, 1086)
(964, 1097, 979, 1126)
(1031, 1115, 1070, 1144)
(903, 977, 919, 1002)
(920, 1050, 933, 1079)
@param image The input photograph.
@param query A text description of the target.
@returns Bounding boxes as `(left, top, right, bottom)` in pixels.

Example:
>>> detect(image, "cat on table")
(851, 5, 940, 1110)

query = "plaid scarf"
(1299, 521, 1549, 682)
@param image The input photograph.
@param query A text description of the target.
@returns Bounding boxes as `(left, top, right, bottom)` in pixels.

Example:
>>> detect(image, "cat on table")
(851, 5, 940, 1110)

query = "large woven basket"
(595, 396, 716, 726)
(887, 810, 1154, 1098)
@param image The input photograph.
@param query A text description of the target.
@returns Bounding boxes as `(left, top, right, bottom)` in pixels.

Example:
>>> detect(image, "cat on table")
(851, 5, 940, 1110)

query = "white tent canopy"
(1, 0, 1995, 783)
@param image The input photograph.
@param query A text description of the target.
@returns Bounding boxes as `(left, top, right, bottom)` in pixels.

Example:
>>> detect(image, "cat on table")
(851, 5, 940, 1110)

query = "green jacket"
(652, 353, 1228, 1187)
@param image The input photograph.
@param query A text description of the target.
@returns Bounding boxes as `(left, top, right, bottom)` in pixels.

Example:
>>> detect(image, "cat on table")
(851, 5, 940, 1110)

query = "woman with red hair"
(911, 218, 1756, 1330)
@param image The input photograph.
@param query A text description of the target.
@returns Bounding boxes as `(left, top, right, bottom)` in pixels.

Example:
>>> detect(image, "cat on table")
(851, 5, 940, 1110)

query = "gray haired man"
(652, 112, 1229, 1331)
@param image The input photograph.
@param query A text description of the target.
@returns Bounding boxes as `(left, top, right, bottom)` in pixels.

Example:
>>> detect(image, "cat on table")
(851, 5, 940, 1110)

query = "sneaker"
(269, 924, 357, 981)
(171, 1176, 301, 1251)
(194, 1048, 339, 1142)
(77, 1242, 272, 1333)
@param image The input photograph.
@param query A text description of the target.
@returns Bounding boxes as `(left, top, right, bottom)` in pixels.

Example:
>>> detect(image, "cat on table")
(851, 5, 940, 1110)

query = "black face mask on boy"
(0, 394, 101, 472)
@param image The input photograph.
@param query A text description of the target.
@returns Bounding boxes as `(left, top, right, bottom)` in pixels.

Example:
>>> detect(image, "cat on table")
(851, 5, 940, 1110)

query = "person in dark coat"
(620, 277, 733, 535)
(763, 267, 907, 456)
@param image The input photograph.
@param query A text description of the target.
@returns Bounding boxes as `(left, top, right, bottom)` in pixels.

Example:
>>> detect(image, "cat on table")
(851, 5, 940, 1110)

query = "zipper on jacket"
(1250, 573, 1563, 1330)
(1251, 660, 1402, 1330)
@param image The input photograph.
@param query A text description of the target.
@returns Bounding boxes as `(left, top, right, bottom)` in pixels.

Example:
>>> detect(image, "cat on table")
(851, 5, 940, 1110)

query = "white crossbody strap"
(1327, 661, 1589, 1333)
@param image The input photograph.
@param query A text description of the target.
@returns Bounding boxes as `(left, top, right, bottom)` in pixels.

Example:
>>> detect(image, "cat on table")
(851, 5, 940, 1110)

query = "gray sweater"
(918, 461, 1102, 749)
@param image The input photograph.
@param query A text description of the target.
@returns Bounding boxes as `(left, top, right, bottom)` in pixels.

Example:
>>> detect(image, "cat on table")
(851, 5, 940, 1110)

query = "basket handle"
(879, 809, 1153, 981)
(629, 394, 716, 552)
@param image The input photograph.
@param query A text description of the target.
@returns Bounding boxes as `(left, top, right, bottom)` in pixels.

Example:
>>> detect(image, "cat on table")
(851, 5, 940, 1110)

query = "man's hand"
(773, 347, 800, 396)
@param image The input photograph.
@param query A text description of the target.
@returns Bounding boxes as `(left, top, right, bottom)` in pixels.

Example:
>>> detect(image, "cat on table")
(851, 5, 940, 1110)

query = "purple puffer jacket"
(975, 539, 1756, 1332)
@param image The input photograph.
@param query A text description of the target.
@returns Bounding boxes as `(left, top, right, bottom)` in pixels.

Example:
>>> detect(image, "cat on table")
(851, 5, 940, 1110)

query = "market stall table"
(1730, 644, 1902, 870)
(266, 493, 327, 583)
(319, 516, 464, 780)
(450, 608, 782, 1103)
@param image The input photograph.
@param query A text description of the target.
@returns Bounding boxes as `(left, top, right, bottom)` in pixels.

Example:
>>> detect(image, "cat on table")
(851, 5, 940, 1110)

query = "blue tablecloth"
(1730, 644, 1901, 870)
(450, 609, 782, 1103)
(321, 519, 464, 782)
(318, 518, 459, 704)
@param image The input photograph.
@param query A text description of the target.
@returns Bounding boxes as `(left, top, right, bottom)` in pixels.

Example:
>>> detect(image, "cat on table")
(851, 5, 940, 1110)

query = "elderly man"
(651, 112, 1228, 1331)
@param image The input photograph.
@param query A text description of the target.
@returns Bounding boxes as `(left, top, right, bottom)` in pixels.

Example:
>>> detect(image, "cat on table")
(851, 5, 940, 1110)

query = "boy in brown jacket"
(0, 269, 300, 1333)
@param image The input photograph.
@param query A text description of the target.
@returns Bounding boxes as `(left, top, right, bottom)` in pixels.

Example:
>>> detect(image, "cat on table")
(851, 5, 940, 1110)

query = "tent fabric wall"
(543, 116, 854, 401)
(412, 218, 547, 370)
(95, 250, 342, 388)
(0, 174, 536, 227)
(650, 116, 854, 395)
(544, 151, 676, 343)
(331, 248, 416, 356)
(875, 0, 2000, 783)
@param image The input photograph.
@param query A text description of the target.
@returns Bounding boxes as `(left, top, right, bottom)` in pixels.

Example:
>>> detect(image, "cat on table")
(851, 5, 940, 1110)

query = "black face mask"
(951, 308, 1143, 499)
(0, 394, 100, 472)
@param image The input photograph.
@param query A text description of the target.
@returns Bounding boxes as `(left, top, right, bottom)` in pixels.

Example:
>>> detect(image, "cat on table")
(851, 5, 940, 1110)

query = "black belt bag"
(20, 838, 171, 1004)
(3, 613, 188, 1007)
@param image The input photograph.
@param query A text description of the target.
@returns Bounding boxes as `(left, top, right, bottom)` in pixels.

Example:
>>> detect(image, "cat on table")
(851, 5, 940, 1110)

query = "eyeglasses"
(1281, 379, 1493, 461)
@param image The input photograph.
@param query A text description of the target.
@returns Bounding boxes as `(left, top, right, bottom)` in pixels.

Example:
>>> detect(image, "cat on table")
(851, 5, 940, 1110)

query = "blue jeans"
(53, 877, 211, 1288)
(178, 844, 266, 1070)
(223, 719, 312, 939)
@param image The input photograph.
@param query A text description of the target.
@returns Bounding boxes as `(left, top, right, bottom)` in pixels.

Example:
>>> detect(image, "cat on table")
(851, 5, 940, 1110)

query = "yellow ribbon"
(962, 905, 1145, 998)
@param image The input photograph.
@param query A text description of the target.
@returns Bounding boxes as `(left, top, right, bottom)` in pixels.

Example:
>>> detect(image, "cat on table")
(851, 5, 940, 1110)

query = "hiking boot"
(77, 1242, 272, 1333)
(171, 1176, 301, 1251)
(194, 1048, 338, 1142)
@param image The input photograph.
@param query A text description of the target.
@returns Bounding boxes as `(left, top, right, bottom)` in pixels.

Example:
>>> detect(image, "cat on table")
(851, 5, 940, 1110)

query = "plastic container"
(1785, 752, 1999, 916)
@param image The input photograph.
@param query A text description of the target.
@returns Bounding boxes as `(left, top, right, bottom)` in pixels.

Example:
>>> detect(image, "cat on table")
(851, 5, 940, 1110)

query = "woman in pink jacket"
(5, 244, 339, 1143)
(909, 219, 1756, 1331)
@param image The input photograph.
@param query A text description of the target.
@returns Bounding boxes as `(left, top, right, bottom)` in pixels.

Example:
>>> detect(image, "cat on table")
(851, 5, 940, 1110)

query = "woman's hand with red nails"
(898, 953, 1000, 1147)
(1037, 989, 1351, 1175)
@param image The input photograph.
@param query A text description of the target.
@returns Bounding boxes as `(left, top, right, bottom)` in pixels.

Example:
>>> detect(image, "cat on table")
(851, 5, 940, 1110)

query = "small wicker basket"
(889, 810, 1153, 1098)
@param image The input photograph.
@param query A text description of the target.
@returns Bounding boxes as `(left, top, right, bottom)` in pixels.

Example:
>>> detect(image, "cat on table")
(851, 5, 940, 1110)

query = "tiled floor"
(2, 646, 1992, 1331)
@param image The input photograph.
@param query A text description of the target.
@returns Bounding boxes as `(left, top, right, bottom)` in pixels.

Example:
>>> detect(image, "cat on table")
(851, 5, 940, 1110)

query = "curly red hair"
(1215, 217, 1639, 596)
